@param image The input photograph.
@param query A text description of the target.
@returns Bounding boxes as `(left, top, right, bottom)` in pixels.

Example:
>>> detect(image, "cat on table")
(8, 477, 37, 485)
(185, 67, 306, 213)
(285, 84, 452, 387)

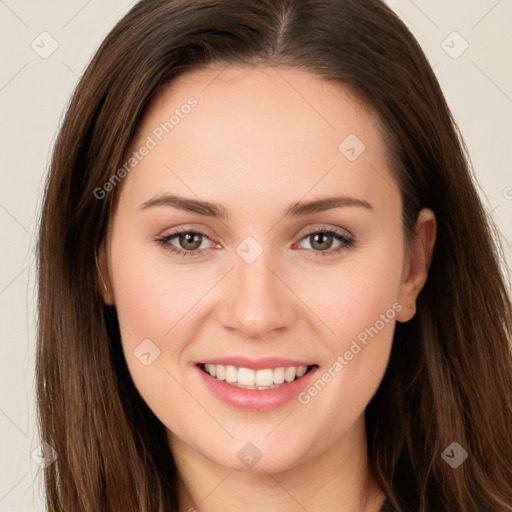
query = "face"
(99, 65, 433, 473)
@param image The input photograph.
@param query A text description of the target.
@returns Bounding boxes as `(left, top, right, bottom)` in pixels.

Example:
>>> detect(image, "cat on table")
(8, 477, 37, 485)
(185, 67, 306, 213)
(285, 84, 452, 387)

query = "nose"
(217, 247, 298, 340)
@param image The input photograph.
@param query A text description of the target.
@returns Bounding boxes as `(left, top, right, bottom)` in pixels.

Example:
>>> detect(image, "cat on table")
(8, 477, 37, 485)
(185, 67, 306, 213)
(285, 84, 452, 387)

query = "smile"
(200, 363, 316, 390)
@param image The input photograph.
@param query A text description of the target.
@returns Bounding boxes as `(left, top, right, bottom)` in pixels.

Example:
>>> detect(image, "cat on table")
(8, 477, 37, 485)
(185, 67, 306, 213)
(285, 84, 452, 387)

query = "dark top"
(379, 498, 395, 511)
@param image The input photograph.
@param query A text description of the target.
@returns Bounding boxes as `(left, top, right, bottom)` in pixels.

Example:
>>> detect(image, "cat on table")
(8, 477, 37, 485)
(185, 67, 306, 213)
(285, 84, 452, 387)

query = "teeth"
(273, 367, 285, 384)
(203, 364, 310, 389)
(257, 368, 274, 386)
(205, 364, 216, 377)
(296, 366, 307, 377)
(215, 365, 226, 381)
(238, 368, 255, 386)
(284, 367, 296, 382)
(225, 365, 237, 383)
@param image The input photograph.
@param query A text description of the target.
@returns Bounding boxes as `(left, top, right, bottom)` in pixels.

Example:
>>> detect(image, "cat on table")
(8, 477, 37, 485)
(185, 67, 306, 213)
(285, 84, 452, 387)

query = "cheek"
(112, 265, 164, 342)
(108, 249, 195, 419)
(109, 241, 205, 341)
(295, 239, 403, 412)
(301, 246, 403, 351)
(108, 239, 218, 398)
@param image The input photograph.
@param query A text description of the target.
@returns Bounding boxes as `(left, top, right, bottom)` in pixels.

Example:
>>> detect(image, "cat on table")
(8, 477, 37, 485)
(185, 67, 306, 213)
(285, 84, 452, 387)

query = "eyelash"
(154, 226, 357, 259)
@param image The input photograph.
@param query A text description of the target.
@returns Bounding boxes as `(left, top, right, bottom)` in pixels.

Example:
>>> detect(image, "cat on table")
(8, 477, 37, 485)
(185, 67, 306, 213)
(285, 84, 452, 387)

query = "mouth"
(198, 363, 318, 391)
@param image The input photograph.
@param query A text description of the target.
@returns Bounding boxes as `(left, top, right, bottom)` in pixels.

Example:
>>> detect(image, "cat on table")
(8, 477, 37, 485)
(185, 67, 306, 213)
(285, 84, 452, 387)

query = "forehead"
(142, 64, 379, 141)
(117, 65, 397, 217)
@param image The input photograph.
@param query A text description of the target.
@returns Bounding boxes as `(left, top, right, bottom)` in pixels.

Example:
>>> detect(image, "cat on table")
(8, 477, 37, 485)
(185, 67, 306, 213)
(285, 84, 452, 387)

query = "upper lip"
(197, 356, 316, 370)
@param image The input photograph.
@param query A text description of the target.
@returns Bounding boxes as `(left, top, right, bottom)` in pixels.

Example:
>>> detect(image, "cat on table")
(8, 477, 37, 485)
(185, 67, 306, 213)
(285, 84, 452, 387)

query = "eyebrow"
(139, 193, 373, 219)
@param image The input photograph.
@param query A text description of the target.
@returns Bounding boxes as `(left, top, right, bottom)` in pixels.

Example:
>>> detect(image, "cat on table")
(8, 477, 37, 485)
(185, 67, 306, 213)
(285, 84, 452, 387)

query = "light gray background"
(0, 1, 511, 510)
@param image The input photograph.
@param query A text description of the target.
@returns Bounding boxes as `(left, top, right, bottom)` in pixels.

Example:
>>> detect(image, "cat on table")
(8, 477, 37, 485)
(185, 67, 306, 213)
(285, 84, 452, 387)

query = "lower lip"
(196, 365, 319, 411)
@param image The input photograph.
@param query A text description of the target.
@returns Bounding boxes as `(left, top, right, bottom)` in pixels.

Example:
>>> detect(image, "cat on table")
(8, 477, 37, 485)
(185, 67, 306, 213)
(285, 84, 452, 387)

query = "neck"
(169, 414, 387, 512)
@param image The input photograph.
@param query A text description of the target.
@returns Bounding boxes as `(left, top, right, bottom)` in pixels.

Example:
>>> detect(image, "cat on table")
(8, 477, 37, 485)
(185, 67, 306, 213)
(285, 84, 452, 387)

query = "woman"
(36, 0, 512, 511)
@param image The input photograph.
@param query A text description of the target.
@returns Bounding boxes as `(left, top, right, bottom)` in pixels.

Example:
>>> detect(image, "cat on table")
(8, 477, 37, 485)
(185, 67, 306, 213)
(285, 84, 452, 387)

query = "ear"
(96, 239, 115, 305)
(396, 208, 436, 323)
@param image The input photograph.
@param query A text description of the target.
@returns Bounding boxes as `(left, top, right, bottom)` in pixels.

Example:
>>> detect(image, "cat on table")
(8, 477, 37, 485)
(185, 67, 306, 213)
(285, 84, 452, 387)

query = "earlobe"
(96, 241, 115, 305)
(396, 208, 436, 323)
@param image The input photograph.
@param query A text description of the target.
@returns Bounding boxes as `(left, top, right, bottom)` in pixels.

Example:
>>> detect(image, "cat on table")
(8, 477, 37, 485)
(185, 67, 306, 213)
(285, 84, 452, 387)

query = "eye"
(154, 227, 218, 258)
(295, 227, 356, 258)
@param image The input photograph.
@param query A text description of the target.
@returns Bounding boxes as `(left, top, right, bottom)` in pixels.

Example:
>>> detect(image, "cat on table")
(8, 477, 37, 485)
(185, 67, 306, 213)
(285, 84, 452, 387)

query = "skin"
(98, 65, 436, 512)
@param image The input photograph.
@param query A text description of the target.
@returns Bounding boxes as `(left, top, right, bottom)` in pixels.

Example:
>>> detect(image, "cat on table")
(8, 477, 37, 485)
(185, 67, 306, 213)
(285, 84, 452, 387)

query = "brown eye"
(177, 232, 203, 251)
(297, 227, 356, 258)
(155, 228, 216, 258)
(309, 232, 335, 251)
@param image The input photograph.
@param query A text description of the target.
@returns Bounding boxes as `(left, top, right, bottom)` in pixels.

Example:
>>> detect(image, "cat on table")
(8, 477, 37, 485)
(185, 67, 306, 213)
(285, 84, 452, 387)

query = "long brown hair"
(36, 0, 512, 510)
